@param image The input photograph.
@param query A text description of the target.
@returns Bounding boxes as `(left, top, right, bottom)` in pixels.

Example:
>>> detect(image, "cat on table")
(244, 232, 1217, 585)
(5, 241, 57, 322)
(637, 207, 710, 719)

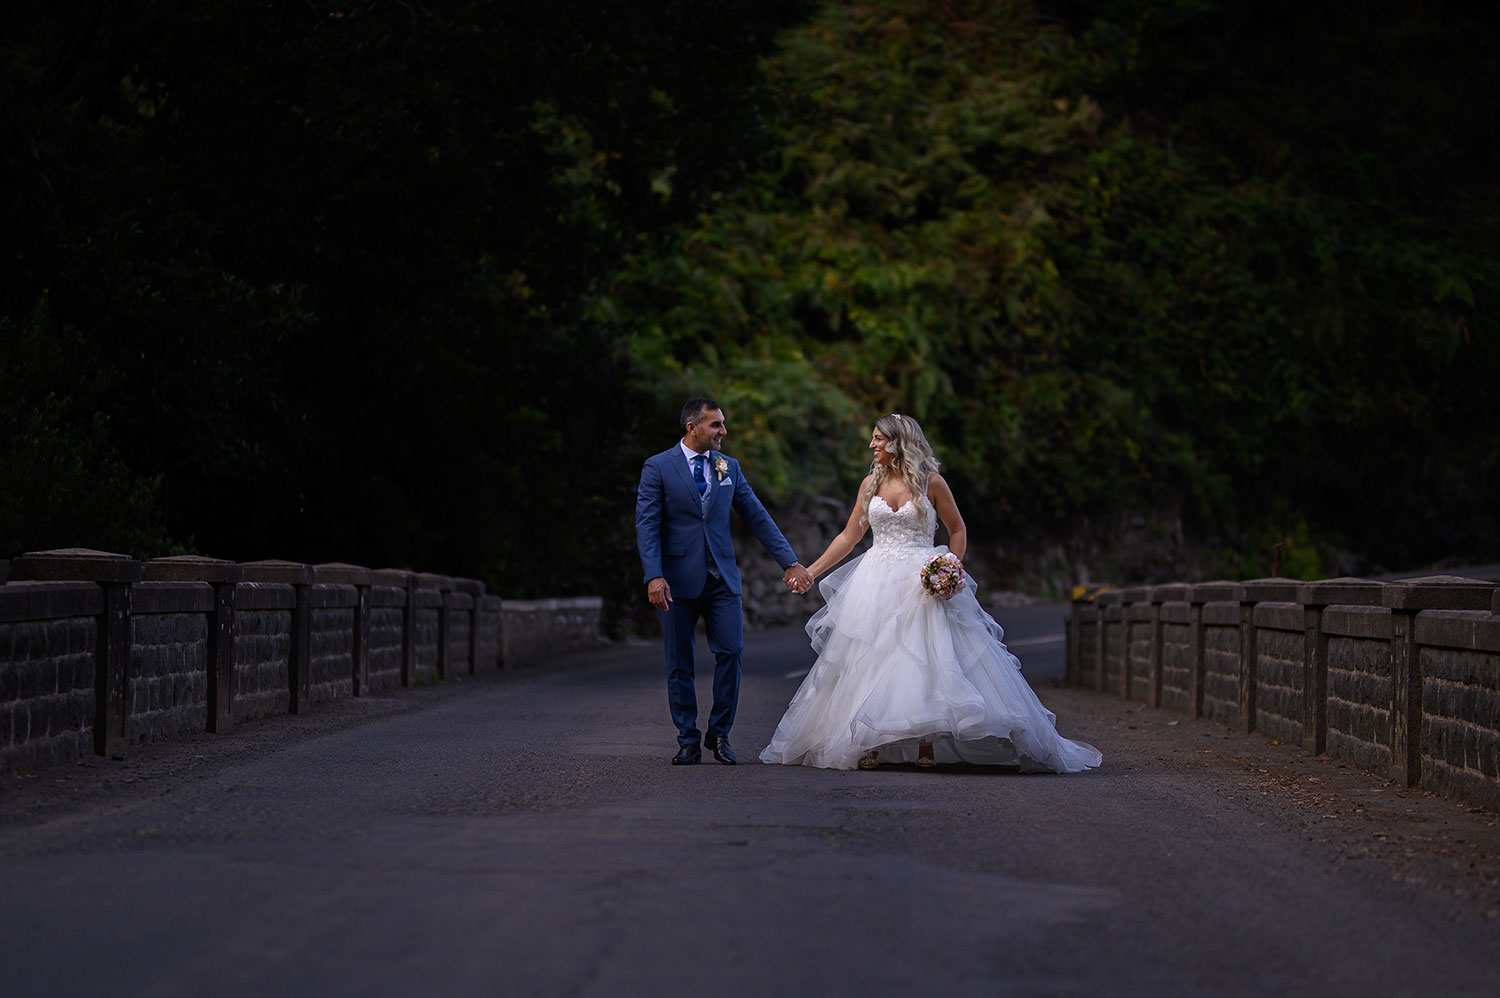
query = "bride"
(759, 414, 1102, 773)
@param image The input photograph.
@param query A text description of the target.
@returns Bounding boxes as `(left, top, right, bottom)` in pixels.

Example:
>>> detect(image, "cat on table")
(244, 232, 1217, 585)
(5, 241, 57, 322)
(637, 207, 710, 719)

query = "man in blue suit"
(636, 397, 813, 765)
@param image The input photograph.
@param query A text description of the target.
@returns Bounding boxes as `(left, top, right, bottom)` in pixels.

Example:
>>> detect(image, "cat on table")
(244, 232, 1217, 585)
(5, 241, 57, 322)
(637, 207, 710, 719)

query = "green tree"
(603, 0, 1499, 583)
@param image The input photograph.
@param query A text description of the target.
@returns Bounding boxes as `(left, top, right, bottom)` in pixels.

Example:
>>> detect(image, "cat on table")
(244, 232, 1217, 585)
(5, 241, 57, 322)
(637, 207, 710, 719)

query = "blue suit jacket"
(635, 446, 797, 600)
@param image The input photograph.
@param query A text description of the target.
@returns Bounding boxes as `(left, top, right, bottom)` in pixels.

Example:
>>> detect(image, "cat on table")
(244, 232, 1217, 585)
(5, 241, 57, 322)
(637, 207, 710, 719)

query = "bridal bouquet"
(920, 553, 965, 600)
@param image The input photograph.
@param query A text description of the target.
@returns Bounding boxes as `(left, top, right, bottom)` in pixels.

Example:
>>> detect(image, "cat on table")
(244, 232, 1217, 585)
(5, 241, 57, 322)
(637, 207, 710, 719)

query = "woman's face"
(870, 427, 897, 467)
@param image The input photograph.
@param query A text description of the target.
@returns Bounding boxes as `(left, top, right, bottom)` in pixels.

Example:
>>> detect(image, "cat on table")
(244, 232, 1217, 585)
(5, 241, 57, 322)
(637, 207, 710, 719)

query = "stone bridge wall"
(1067, 575, 1500, 812)
(0, 550, 603, 774)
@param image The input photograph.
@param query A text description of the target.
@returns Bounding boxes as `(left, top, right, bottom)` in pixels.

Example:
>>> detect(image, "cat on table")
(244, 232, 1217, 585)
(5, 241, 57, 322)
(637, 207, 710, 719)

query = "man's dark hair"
(680, 397, 720, 434)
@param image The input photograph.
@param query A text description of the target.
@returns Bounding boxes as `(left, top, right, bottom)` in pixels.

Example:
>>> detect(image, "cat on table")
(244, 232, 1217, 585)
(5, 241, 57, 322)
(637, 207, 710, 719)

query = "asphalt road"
(3, 609, 1499, 997)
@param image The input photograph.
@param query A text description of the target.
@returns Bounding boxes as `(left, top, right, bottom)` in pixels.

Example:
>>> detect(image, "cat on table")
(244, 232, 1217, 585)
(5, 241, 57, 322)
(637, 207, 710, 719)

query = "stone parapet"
(500, 597, 604, 668)
(1067, 574, 1500, 814)
(0, 550, 606, 775)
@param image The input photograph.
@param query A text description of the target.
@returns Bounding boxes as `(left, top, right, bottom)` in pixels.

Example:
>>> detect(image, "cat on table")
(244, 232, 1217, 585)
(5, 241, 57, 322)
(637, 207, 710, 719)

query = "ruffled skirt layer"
(759, 545, 1102, 773)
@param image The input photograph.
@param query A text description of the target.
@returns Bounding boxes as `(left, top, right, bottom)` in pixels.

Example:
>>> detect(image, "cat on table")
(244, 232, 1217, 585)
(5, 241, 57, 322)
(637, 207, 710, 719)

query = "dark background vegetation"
(4, 1, 1497, 626)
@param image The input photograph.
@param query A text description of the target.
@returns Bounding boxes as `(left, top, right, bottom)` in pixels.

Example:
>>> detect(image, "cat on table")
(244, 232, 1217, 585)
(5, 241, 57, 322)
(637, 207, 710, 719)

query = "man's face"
(685, 407, 727, 452)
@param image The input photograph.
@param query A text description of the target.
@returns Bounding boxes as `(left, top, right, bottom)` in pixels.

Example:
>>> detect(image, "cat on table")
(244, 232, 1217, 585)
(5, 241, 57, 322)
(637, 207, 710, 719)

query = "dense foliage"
(604, 0, 1500, 582)
(1, 0, 809, 607)
(3, 1, 1496, 608)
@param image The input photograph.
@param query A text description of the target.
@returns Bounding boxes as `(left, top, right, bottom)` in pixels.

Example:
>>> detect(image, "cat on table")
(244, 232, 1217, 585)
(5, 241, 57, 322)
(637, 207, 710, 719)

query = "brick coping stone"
(1188, 580, 1242, 603)
(312, 563, 372, 587)
(1239, 578, 1305, 603)
(239, 560, 313, 585)
(1382, 575, 1498, 612)
(142, 556, 243, 584)
(11, 548, 142, 583)
(1298, 577, 1384, 608)
(369, 569, 412, 588)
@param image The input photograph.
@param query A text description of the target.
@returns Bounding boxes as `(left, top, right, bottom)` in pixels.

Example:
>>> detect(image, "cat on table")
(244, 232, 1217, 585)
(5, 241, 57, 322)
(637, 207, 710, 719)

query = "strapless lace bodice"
(867, 494, 936, 561)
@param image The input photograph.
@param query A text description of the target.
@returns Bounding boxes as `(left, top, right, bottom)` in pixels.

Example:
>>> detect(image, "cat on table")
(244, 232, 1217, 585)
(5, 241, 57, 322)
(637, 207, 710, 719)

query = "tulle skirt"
(759, 544, 1102, 772)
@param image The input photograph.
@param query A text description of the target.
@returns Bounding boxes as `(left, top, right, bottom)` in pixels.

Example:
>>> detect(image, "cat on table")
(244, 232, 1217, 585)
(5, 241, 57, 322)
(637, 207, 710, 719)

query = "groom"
(636, 397, 813, 765)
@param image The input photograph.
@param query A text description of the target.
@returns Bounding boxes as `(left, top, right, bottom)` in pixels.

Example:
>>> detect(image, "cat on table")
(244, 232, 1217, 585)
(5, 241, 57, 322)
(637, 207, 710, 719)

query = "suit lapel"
(667, 447, 698, 507)
(704, 454, 729, 516)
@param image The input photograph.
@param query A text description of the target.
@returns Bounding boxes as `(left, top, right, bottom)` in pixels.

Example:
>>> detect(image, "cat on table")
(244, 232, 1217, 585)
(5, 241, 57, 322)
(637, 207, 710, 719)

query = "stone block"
(1413, 610, 1500, 652)
(1298, 578, 1383, 608)
(10, 549, 142, 583)
(413, 572, 453, 592)
(1240, 579, 1305, 603)
(0, 657, 17, 702)
(313, 563, 372, 587)
(452, 577, 485, 597)
(309, 584, 359, 610)
(1116, 586, 1151, 603)
(235, 582, 297, 611)
(0, 582, 102, 623)
(1189, 580, 1242, 603)
(370, 569, 412, 588)
(1202, 603, 1239, 626)
(131, 582, 213, 615)
(1152, 583, 1191, 603)
(142, 556, 243, 584)
(1383, 576, 1498, 612)
(1253, 602, 1303, 631)
(369, 585, 407, 608)
(239, 560, 313, 586)
(1323, 606, 1392, 640)
(1160, 603, 1191, 624)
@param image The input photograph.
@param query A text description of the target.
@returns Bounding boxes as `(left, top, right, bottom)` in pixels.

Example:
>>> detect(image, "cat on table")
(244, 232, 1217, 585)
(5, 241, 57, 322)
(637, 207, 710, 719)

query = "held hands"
(784, 563, 814, 595)
(647, 577, 673, 611)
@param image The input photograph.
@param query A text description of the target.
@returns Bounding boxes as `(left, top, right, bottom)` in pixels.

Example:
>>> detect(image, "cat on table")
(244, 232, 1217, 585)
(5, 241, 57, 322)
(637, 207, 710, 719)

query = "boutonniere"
(714, 456, 728, 480)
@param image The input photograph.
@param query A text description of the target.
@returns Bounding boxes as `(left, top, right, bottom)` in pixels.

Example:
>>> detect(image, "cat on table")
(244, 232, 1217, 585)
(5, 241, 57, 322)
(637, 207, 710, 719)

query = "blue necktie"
(694, 455, 708, 495)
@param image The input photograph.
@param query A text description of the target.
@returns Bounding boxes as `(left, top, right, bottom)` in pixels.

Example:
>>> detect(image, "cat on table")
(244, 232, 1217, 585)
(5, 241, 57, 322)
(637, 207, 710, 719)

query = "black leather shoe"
(672, 744, 701, 765)
(710, 736, 737, 765)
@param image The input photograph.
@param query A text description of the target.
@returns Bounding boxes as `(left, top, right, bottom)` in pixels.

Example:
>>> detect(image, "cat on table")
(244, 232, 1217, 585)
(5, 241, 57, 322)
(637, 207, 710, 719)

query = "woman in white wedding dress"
(759, 414, 1101, 773)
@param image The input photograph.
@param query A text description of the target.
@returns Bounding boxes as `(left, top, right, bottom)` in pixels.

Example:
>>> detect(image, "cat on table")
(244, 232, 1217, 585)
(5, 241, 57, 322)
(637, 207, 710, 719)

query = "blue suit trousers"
(660, 572, 743, 747)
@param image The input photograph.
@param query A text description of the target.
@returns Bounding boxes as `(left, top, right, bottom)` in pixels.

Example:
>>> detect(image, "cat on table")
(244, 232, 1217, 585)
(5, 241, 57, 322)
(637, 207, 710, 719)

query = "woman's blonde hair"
(859, 413, 941, 524)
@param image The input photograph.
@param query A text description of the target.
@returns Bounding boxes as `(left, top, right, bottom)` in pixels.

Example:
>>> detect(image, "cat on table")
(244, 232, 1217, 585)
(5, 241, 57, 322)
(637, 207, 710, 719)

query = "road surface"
(3, 609, 1498, 996)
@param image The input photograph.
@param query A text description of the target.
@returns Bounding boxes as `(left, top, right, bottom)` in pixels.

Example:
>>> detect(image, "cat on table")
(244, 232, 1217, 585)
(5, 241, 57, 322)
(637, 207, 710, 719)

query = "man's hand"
(647, 577, 673, 611)
(784, 563, 814, 595)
